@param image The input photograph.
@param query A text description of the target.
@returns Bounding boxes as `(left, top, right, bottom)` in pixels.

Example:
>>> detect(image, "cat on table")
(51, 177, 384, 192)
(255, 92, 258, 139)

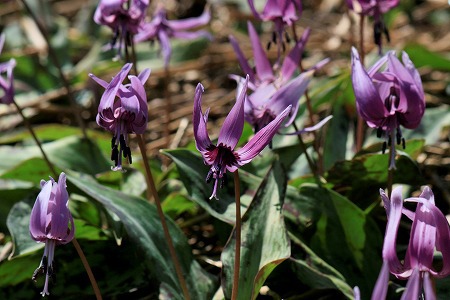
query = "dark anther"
(396, 130, 401, 145)
(48, 264, 55, 283)
(220, 174, 227, 189)
(32, 262, 45, 282)
(272, 31, 277, 43)
(374, 21, 382, 50)
(282, 41, 286, 52)
(111, 136, 116, 149)
(382, 141, 387, 154)
(119, 135, 127, 149)
(285, 31, 291, 44)
(377, 127, 383, 138)
(266, 41, 272, 51)
(384, 25, 390, 43)
(111, 146, 119, 165)
(387, 137, 391, 147)
(206, 169, 213, 183)
(402, 138, 406, 149)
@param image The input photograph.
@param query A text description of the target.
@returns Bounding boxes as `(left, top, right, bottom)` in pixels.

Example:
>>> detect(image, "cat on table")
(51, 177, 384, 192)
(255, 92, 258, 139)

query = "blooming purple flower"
(94, 0, 149, 57)
(248, 0, 302, 46)
(193, 76, 291, 199)
(134, 5, 211, 67)
(29, 172, 75, 297)
(230, 22, 330, 133)
(351, 47, 425, 169)
(373, 186, 450, 299)
(0, 33, 16, 104)
(89, 63, 150, 171)
(346, 0, 399, 53)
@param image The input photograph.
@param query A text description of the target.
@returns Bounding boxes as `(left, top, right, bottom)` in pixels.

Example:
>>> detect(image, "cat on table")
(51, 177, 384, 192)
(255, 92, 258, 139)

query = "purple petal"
(158, 30, 172, 68)
(167, 8, 210, 31)
(266, 70, 313, 127)
(370, 261, 389, 300)
(247, 0, 262, 20)
(351, 47, 387, 128)
(235, 105, 291, 167)
(248, 22, 274, 84)
(29, 180, 52, 241)
(280, 28, 310, 80)
(89, 74, 109, 88)
(172, 30, 212, 41)
(380, 186, 406, 275)
(193, 83, 212, 153)
(423, 272, 436, 300)
(229, 35, 256, 83)
(353, 286, 360, 300)
(400, 268, 420, 300)
(96, 63, 132, 112)
(134, 21, 159, 42)
(261, 0, 283, 19)
(282, 115, 333, 135)
(217, 76, 248, 149)
(128, 75, 148, 133)
(48, 173, 71, 240)
(137, 68, 151, 84)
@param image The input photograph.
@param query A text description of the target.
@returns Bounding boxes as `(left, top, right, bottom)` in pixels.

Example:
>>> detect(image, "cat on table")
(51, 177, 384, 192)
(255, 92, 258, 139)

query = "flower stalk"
(136, 134, 191, 300)
(355, 14, 366, 153)
(231, 170, 241, 300)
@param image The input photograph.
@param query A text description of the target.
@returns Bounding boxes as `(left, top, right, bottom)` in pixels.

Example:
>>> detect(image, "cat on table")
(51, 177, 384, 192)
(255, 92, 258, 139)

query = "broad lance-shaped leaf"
(221, 160, 291, 299)
(66, 170, 216, 300)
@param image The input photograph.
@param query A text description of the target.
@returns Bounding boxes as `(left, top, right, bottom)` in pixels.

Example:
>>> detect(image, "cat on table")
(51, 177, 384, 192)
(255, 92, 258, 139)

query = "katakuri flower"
(248, 0, 302, 47)
(351, 47, 425, 169)
(230, 22, 330, 133)
(346, 0, 399, 53)
(134, 5, 211, 67)
(372, 186, 450, 299)
(29, 172, 75, 297)
(193, 76, 291, 200)
(89, 63, 150, 171)
(94, 0, 149, 57)
(0, 33, 16, 104)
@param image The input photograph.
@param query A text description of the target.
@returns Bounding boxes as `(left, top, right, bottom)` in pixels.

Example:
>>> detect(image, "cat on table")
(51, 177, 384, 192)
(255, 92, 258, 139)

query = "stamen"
(402, 138, 406, 149)
(111, 146, 119, 166)
(285, 31, 291, 44)
(377, 127, 383, 138)
(396, 128, 401, 145)
(220, 173, 227, 189)
(387, 137, 391, 147)
(205, 169, 213, 183)
(32, 256, 47, 282)
(382, 141, 387, 154)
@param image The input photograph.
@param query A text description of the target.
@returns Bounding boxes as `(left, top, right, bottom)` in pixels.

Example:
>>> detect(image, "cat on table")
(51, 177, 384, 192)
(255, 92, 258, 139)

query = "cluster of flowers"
(0, 0, 446, 298)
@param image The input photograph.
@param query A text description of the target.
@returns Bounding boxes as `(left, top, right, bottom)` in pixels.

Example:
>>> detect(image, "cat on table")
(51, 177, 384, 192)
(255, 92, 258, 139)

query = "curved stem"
(11, 100, 57, 178)
(356, 15, 366, 152)
(136, 134, 191, 300)
(18, 0, 88, 140)
(231, 170, 241, 300)
(71, 238, 102, 300)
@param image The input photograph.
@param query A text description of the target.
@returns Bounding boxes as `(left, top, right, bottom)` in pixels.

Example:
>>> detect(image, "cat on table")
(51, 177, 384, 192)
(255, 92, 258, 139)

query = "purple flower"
(29, 172, 75, 297)
(373, 186, 450, 299)
(89, 63, 150, 171)
(351, 47, 425, 169)
(134, 5, 211, 67)
(193, 76, 291, 199)
(230, 22, 330, 133)
(248, 0, 302, 44)
(0, 33, 16, 104)
(94, 0, 149, 57)
(346, 0, 399, 52)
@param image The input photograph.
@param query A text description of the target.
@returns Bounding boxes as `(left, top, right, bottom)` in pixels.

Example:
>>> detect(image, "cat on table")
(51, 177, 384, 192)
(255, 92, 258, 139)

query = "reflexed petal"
(137, 68, 151, 84)
(401, 51, 424, 98)
(261, 0, 283, 18)
(247, 0, 262, 20)
(266, 70, 313, 127)
(134, 21, 159, 42)
(217, 76, 248, 149)
(280, 28, 310, 81)
(235, 105, 291, 167)
(378, 0, 400, 14)
(351, 47, 387, 128)
(167, 8, 210, 31)
(380, 186, 405, 275)
(370, 261, 389, 300)
(172, 30, 212, 41)
(29, 180, 52, 241)
(282, 115, 333, 135)
(400, 268, 420, 300)
(353, 286, 360, 300)
(423, 272, 436, 300)
(48, 173, 71, 240)
(97, 63, 132, 112)
(89, 74, 109, 88)
(158, 30, 172, 67)
(229, 35, 255, 82)
(193, 83, 212, 153)
(248, 22, 274, 84)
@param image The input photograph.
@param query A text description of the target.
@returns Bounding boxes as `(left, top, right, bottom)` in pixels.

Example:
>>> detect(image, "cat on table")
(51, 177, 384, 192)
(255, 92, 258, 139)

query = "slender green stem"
(11, 99, 57, 178)
(231, 170, 241, 300)
(355, 15, 366, 152)
(136, 134, 191, 300)
(18, 0, 88, 140)
(71, 238, 103, 300)
(11, 99, 102, 299)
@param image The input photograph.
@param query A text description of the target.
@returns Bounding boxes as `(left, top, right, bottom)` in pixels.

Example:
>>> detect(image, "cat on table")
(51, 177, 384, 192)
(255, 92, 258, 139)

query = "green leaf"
(403, 44, 450, 71)
(162, 149, 252, 224)
(0, 179, 35, 231)
(289, 234, 354, 299)
(7, 200, 43, 258)
(221, 160, 291, 300)
(66, 170, 217, 299)
(290, 184, 382, 297)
